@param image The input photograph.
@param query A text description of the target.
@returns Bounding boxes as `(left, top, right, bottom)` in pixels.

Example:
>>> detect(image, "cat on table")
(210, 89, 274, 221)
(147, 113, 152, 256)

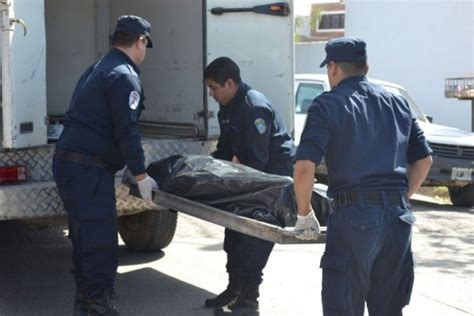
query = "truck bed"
(153, 190, 326, 245)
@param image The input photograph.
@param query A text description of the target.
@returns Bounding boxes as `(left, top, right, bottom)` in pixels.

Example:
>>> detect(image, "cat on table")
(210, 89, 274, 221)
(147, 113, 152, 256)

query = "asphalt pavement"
(0, 197, 472, 316)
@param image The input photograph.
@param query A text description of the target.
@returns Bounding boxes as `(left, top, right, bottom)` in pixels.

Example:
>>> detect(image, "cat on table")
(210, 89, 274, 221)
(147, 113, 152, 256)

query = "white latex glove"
(137, 175, 158, 202)
(293, 210, 321, 240)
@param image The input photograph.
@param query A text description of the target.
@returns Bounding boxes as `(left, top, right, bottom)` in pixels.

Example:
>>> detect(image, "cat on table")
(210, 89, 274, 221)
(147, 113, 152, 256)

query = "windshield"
(380, 85, 427, 122)
(295, 82, 325, 114)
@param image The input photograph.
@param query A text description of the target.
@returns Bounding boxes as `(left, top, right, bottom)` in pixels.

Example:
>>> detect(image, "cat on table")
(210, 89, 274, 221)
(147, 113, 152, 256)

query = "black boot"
(73, 288, 119, 316)
(205, 274, 243, 308)
(214, 284, 260, 316)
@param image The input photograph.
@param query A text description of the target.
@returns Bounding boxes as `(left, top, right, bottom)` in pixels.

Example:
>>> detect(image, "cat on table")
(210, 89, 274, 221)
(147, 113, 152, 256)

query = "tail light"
(0, 165, 27, 183)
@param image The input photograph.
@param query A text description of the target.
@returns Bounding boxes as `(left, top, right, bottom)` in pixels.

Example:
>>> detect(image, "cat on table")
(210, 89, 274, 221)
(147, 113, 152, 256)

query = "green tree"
(310, 9, 324, 32)
(295, 16, 304, 42)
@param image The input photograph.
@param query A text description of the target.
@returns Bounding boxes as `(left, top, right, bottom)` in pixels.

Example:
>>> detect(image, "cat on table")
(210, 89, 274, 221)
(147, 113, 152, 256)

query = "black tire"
(118, 209, 178, 251)
(448, 184, 474, 207)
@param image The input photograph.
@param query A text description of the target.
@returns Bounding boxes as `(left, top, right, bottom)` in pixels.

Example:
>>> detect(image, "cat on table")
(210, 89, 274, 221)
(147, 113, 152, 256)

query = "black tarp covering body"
(143, 155, 330, 227)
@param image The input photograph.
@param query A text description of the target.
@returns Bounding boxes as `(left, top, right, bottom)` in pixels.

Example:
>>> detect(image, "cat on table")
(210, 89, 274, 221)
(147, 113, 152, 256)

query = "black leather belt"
(332, 191, 407, 209)
(54, 149, 113, 172)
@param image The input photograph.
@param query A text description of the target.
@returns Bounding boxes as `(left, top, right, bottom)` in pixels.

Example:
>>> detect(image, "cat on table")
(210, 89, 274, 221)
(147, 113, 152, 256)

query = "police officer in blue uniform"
(292, 37, 433, 315)
(52, 15, 158, 315)
(203, 57, 296, 316)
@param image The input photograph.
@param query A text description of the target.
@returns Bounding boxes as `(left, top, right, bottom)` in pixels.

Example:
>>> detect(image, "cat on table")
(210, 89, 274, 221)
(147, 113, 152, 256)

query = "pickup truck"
(294, 74, 474, 207)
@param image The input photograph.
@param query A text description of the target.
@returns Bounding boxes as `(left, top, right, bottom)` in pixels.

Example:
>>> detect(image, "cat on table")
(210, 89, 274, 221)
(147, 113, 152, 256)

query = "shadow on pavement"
(0, 220, 68, 246)
(117, 268, 215, 316)
(0, 236, 214, 315)
(118, 245, 165, 266)
(0, 245, 74, 315)
(199, 242, 223, 252)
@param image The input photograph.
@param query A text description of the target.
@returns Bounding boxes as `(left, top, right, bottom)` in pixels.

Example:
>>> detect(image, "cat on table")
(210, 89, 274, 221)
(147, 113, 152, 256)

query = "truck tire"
(118, 209, 178, 251)
(448, 184, 474, 207)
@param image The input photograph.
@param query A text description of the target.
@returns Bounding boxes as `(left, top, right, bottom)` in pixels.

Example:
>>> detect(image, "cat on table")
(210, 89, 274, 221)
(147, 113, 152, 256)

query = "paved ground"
(0, 196, 472, 315)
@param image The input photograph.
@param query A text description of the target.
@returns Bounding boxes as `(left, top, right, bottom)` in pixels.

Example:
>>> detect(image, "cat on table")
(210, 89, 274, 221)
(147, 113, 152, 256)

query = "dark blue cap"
(114, 15, 153, 48)
(319, 37, 367, 68)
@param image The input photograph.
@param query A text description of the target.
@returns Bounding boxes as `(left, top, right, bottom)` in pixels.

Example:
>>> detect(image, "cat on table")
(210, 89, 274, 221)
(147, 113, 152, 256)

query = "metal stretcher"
(153, 190, 326, 245)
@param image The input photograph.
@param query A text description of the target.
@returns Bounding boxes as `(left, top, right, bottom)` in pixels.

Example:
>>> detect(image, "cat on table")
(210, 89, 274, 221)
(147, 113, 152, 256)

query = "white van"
(294, 74, 474, 207)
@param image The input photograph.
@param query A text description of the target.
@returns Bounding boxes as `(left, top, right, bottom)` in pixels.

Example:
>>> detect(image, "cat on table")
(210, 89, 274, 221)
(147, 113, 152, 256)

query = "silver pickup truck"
(294, 74, 474, 207)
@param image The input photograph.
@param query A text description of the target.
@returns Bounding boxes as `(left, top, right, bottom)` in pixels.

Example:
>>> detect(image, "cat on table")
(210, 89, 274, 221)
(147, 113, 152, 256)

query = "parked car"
(294, 74, 474, 207)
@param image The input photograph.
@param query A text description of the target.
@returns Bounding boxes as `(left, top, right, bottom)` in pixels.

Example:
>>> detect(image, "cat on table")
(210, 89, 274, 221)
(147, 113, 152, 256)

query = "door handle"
(9, 18, 27, 36)
(211, 2, 290, 17)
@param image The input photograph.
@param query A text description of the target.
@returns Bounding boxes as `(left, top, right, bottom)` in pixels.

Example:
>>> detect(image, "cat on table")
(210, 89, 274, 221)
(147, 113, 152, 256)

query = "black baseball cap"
(320, 37, 367, 68)
(114, 15, 153, 48)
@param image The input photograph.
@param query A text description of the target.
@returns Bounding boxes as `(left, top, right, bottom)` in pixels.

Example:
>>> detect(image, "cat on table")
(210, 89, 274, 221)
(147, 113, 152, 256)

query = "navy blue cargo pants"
(321, 191, 415, 316)
(53, 158, 118, 298)
(225, 159, 293, 285)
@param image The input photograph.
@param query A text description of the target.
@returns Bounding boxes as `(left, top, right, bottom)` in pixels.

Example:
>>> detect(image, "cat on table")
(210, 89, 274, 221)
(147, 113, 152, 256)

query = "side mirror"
(425, 115, 433, 123)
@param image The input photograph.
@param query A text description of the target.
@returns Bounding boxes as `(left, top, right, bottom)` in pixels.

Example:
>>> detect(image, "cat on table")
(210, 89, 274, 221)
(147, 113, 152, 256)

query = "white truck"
(0, 0, 296, 249)
(294, 74, 474, 207)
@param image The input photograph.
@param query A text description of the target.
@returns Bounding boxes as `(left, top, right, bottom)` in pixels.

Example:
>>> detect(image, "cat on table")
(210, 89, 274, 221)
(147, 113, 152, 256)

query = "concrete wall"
(346, 0, 474, 131)
(295, 42, 326, 74)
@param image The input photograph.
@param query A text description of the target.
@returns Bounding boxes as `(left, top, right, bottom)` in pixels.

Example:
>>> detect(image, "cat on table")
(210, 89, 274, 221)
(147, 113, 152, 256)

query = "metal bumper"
(0, 181, 64, 220)
(425, 155, 473, 186)
(0, 181, 159, 220)
(0, 138, 217, 220)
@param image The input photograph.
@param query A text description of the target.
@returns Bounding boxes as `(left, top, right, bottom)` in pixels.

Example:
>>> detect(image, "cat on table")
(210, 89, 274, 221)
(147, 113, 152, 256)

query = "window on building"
(318, 12, 345, 31)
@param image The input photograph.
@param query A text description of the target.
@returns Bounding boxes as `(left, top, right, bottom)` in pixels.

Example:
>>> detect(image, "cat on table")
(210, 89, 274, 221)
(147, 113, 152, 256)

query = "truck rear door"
(206, 1, 294, 138)
(1, 0, 47, 149)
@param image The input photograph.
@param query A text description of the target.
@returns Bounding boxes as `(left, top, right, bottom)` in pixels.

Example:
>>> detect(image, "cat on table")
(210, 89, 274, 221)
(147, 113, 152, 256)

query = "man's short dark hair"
(111, 31, 140, 48)
(337, 61, 369, 76)
(204, 57, 242, 86)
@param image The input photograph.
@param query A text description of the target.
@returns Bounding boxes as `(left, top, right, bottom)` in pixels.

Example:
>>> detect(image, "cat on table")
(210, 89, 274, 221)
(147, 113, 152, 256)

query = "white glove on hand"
(293, 210, 321, 240)
(137, 175, 158, 202)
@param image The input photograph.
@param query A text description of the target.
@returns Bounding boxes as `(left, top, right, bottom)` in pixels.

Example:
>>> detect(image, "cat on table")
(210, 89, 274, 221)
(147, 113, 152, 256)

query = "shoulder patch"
(246, 89, 271, 111)
(254, 118, 267, 135)
(129, 91, 140, 110)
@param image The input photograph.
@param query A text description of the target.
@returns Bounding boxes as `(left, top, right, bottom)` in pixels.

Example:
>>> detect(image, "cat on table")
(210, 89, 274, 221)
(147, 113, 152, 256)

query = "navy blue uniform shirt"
(57, 48, 146, 175)
(295, 75, 432, 197)
(213, 83, 295, 172)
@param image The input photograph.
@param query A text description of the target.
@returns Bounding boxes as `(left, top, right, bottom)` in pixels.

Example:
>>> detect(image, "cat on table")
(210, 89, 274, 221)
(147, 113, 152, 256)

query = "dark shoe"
(73, 288, 119, 316)
(205, 274, 243, 308)
(205, 288, 240, 308)
(213, 297, 259, 316)
(214, 283, 260, 316)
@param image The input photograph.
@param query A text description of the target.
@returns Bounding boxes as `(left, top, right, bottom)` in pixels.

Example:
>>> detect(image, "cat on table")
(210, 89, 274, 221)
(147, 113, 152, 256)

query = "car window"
(380, 85, 427, 122)
(295, 82, 325, 114)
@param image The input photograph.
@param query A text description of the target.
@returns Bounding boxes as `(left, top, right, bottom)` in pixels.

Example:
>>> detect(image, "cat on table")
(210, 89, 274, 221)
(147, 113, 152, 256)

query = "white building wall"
(346, 0, 474, 131)
(295, 42, 326, 74)
(295, 16, 312, 38)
